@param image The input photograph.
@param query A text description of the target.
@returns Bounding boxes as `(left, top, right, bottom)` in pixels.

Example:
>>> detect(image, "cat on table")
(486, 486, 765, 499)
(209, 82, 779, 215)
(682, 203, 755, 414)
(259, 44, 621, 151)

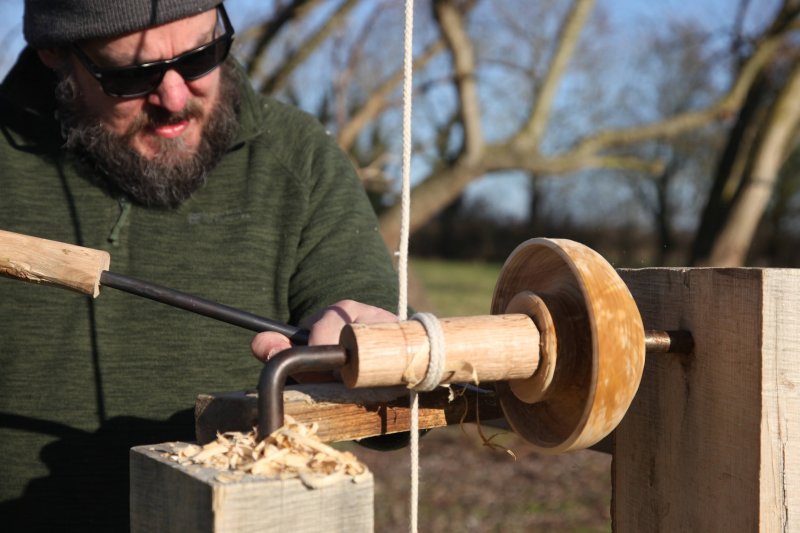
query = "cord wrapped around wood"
(339, 314, 540, 388)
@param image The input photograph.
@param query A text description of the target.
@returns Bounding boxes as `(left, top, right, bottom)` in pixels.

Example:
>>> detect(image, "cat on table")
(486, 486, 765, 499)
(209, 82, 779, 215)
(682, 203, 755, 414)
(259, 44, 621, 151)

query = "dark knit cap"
(24, 0, 223, 49)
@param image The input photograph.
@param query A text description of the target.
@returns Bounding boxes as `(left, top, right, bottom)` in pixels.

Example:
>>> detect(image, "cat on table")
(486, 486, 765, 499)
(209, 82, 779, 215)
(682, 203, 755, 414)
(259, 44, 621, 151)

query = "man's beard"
(57, 60, 240, 208)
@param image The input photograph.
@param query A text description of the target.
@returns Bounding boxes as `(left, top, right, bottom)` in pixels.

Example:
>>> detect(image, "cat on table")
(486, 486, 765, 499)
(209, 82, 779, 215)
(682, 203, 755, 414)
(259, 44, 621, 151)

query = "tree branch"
(706, 59, 800, 265)
(337, 40, 445, 150)
(257, 0, 361, 94)
(764, 0, 800, 35)
(571, 30, 786, 154)
(516, 0, 596, 150)
(482, 143, 663, 175)
(433, 0, 484, 162)
(244, 0, 319, 80)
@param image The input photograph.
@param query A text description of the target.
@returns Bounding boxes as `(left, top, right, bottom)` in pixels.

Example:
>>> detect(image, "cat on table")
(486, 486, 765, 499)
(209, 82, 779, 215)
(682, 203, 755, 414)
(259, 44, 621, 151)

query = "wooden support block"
(130, 445, 373, 533)
(613, 268, 800, 531)
(195, 382, 503, 444)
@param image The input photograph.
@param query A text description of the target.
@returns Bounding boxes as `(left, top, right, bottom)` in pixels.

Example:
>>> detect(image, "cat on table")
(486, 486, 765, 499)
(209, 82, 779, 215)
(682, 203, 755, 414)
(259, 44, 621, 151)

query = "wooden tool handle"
(339, 314, 540, 388)
(0, 229, 110, 297)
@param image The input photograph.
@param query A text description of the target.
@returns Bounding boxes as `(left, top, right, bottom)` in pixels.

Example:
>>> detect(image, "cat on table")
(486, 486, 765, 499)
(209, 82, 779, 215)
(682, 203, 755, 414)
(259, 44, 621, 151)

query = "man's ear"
(37, 48, 65, 70)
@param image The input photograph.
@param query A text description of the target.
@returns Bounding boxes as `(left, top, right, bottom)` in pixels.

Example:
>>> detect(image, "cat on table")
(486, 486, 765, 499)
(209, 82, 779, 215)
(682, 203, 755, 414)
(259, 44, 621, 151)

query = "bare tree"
(691, 47, 800, 265)
(620, 19, 723, 265)
(235, 0, 800, 262)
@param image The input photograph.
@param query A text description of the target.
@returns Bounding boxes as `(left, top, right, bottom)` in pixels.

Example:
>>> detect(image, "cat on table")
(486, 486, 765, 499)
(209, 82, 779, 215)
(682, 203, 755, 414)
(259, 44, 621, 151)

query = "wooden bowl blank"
(491, 239, 645, 454)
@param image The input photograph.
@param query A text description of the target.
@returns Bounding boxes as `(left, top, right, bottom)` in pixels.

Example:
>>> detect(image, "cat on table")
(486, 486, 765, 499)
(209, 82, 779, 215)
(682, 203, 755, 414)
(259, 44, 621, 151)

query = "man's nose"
(147, 69, 190, 112)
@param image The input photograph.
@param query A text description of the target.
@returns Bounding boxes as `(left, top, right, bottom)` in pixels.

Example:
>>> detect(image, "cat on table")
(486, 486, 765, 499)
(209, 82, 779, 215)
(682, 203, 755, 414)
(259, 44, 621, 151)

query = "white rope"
(409, 312, 446, 391)
(397, 3, 413, 325)
(397, 0, 417, 531)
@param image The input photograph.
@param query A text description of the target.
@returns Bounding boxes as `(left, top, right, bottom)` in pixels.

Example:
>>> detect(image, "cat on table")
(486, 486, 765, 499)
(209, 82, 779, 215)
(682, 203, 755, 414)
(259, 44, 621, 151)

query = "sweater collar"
(0, 47, 62, 150)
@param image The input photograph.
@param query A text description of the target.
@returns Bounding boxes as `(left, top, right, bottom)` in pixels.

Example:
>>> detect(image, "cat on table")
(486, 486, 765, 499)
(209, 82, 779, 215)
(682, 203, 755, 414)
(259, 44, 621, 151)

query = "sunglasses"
(71, 5, 234, 98)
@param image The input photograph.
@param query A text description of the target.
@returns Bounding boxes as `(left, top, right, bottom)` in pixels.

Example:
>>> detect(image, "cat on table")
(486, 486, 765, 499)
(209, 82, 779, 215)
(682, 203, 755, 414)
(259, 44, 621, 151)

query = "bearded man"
(0, 1, 398, 529)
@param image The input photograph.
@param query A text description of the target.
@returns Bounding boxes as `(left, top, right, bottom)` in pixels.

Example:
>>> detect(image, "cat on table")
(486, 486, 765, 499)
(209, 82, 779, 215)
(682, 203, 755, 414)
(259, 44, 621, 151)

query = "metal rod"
(645, 329, 693, 354)
(99, 270, 309, 344)
(99, 270, 693, 359)
(257, 345, 348, 439)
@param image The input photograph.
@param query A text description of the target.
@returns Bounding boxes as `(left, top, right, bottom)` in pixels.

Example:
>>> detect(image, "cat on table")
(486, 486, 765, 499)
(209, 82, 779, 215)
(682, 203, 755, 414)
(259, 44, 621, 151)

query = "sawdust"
(162, 415, 370, 489)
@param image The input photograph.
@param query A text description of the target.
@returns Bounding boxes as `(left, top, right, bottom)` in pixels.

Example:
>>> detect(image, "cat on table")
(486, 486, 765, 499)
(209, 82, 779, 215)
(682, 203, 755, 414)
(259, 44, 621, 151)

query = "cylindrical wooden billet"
(0, 229, 110, 297)
(339, 314, 540, 389)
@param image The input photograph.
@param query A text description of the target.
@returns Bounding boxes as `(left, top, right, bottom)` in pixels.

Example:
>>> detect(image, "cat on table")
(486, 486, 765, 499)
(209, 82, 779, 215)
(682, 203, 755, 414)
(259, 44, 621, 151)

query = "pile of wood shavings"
(164, 415, 369, 489)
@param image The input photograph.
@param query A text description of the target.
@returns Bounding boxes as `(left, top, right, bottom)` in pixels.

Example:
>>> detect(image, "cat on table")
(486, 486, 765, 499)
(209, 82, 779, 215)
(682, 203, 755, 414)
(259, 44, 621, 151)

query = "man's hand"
(250, 299, 397, 362)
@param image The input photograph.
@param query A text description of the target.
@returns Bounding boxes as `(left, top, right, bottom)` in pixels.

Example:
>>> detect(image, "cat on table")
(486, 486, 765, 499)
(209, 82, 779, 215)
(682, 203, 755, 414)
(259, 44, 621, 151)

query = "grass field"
(410, 258, 502, 316)
(353, 258, 612, 532)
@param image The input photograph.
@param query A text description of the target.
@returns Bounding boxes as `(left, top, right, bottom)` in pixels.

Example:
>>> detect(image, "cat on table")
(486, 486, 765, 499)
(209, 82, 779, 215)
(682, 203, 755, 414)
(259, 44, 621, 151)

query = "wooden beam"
(195, 383, 503, 444)
(130, 445, 373, 532)
(613, 268, 800, 531)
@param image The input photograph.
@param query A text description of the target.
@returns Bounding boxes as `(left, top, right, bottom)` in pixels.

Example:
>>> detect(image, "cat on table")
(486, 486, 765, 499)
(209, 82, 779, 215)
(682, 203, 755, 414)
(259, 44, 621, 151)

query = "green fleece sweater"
(0, 48, 398, 529)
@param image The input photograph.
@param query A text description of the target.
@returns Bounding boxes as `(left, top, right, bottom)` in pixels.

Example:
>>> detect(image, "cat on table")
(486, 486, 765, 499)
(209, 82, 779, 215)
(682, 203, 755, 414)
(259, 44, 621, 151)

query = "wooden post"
(613, 268, 800, 531)
(130, 445, 373, 533)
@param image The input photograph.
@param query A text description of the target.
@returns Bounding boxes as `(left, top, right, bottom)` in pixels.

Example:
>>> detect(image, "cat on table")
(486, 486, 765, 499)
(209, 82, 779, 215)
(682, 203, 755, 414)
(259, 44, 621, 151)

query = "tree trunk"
(701, 62, 800, 266)
(379, 162, 485, 252)
(689, 73, 771, 265)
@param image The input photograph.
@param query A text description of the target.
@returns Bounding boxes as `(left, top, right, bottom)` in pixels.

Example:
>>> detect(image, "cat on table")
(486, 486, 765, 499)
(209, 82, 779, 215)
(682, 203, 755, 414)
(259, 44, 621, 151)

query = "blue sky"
(608, 0, 777, 32)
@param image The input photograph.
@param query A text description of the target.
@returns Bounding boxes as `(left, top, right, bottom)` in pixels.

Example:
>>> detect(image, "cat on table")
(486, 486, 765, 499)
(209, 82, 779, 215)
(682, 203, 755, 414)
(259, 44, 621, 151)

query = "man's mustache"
(125, 99, 204, 137)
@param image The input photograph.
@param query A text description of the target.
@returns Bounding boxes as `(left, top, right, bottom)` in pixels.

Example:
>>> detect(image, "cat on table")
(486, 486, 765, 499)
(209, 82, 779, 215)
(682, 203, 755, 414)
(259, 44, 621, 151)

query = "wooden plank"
(130, 445, 373, 533)
(612, 268, 800, 531)
(195, 383, 503, 444)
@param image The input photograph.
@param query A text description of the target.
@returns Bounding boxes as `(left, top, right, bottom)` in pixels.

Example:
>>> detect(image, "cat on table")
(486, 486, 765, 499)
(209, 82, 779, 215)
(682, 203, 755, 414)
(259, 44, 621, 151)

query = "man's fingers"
(250, 331, 292, 362)
(305, 299, 397, 346)
(250, 301, 397, 365)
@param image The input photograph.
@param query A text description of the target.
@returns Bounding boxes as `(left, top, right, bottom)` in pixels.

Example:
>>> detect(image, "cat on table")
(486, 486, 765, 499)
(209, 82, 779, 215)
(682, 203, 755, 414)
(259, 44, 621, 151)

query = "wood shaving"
(164, 415, 369, 489)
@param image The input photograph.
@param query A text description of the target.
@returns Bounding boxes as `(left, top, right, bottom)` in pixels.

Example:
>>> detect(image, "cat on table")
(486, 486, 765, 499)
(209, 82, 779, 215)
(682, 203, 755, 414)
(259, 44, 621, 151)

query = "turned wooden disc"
(491, 238, 645, 454)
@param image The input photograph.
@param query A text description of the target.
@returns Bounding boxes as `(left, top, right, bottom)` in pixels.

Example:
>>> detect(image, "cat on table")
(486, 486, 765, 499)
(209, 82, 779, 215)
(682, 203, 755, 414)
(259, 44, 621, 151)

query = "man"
(0, 0, 398, 529)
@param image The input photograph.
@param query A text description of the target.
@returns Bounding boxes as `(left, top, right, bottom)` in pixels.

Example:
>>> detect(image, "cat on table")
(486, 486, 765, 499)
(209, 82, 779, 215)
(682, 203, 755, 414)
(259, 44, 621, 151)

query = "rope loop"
(409, 312, 446, 391)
